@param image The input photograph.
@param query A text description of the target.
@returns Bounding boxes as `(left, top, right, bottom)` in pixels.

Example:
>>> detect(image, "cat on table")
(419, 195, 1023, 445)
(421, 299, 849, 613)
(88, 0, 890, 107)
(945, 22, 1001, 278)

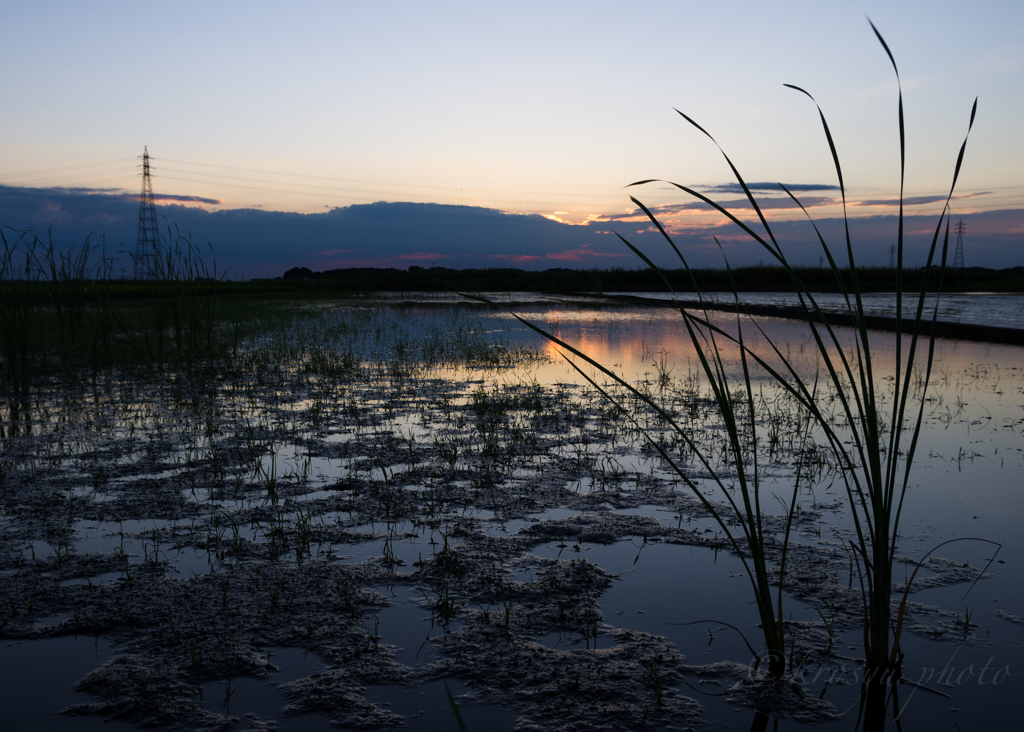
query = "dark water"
(612, 291, 1024, 331)
(2, 301, 1021, 731)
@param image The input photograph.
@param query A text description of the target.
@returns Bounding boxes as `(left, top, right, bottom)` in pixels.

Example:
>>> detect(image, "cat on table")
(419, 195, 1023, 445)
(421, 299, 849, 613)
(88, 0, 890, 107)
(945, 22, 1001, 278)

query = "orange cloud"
(543, 212, 606, 226)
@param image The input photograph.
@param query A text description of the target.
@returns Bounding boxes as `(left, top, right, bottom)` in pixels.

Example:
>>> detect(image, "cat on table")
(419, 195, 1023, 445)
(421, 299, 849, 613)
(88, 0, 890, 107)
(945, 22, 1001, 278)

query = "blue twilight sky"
(1, 1, 1022, 277)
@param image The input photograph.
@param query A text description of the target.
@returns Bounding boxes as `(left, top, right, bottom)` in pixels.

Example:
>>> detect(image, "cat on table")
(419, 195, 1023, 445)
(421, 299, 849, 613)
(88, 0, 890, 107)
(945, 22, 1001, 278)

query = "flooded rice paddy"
(1, 296, 1022, 731)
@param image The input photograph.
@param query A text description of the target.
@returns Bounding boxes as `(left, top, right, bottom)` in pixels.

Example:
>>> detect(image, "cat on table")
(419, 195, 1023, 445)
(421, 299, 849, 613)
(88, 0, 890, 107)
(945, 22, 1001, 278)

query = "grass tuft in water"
(618, 18, 981, 704)
(477, 21, 982, 696)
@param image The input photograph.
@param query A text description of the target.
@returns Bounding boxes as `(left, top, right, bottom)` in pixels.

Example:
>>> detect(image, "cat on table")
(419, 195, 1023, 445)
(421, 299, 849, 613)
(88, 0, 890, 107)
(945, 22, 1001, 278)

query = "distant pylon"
(953, 219, 966, 269)
(888, 243, 896, 268)
(134, 147, 160, 279)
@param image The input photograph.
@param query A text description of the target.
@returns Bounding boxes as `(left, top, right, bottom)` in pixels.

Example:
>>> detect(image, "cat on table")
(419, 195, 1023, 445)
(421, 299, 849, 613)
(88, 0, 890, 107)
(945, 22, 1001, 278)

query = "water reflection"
(1, 397, 33, 438)
(2, 299, 1021, 730)
(493, 302, 1024, 728)
(612, 291, 1024, 331)
(508, 303, 1024, 414)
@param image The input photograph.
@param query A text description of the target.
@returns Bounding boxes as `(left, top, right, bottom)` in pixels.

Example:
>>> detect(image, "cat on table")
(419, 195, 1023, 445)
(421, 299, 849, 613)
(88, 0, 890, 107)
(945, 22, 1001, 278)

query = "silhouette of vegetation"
(274, 264, 1024, 294)
(474, 20, 993, 729)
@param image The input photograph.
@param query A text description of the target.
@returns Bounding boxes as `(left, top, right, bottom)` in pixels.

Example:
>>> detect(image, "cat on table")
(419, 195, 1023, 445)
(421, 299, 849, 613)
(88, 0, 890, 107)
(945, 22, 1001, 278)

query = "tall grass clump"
(0, 222, 225, 386)
(0, 225, 112, 390)
(623, 21, 977, 695)
(0, 226, 39, 392)
(474, 278, 814, 680)
(118, 227, 223, 369)
(483, 22, 978, 698)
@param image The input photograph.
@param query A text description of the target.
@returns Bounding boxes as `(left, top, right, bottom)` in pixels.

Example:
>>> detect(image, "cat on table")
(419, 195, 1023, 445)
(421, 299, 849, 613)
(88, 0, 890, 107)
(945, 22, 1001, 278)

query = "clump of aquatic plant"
(475, 23, 980, 693)
(116, 226, 223, 369)
(0, 226, 39, 392)
(0, 221, 229, 381)
(473, 285, 814, 679)
(617, 19, 980, 703)
(0, 225, 112, 389)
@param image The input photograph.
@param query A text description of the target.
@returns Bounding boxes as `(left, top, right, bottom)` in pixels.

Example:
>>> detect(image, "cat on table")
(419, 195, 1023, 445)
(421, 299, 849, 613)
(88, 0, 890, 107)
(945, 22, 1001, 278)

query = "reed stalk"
(0, 221, 224, 382)
(473, 23, 978, 698)
(0, 226, 41, 392)
(469, 283, 816, 678)
(619, 21, 977, 685)
(0, 225, 105, 388)
(116, 227, 222, 369)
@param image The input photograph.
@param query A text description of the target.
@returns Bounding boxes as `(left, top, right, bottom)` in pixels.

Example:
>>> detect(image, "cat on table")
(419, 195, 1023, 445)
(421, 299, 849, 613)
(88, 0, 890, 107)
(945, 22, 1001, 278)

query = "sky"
(1, 1, 1022, 277)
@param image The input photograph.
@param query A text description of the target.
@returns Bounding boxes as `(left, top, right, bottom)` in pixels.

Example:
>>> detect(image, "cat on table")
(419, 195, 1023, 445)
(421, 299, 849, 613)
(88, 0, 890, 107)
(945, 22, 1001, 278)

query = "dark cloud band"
(699, 182, 841, 194)
(0, 184, 1020, 275)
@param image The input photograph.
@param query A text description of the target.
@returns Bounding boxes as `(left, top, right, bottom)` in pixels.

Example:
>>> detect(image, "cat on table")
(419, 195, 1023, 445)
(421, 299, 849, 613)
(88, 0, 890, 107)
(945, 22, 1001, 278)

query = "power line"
(3, 151, 1024, 217)
(153, 156, 627, 199)
(154, 173, 628, 209)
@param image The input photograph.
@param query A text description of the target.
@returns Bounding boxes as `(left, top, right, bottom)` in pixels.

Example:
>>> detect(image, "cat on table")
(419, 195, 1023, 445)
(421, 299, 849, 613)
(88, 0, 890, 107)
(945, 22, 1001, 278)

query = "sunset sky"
(2, 1, 1022, 276)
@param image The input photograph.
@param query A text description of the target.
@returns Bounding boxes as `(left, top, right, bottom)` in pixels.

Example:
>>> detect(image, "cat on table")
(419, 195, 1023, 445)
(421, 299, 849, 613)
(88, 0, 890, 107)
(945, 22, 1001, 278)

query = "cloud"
(854, 195, 947, 207)
(20, 186, 123, 195)
(0, 187, 621, 274)
(0, 185, 219, 207)
(394, 251, 453, 261)
(853, 192, 992, 208)
(596, 196, 835, 222)
(313, 248, 359, 256)
(152, 193, 222, 205)
(699, 182, 841, 194)
(543, 212, 604, 226)
(1, 184, 1021, 274)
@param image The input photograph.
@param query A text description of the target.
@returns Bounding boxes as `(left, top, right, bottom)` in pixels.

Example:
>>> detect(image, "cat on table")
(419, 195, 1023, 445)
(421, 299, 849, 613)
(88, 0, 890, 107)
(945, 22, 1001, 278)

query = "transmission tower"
(134, 147, 160, 279)
(953, 219, 966, 269)
(888, 243, 896, 268)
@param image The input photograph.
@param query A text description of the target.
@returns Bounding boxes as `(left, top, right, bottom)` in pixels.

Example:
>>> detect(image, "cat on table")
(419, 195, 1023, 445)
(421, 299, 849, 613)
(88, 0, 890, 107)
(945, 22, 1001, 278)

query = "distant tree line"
(278, 264, 1024, 293)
